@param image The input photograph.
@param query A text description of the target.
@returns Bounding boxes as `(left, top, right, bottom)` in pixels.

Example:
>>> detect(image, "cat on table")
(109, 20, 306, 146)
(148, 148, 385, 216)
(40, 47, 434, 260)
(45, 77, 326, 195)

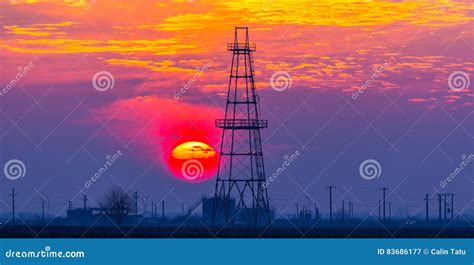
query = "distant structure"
(425, 193, 430, 222)
(203, 196, 235, 224)
(212, 27, 271, 226)
(437, 193, 455, 221)
(67, 208, 93, 224)
(298, 206, 312, 223)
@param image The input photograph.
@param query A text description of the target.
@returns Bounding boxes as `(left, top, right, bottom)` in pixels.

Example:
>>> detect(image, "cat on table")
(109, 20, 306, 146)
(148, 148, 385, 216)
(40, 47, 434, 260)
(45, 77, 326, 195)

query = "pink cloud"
(408, 97, 435, 103)
(93, 96, 223, 166)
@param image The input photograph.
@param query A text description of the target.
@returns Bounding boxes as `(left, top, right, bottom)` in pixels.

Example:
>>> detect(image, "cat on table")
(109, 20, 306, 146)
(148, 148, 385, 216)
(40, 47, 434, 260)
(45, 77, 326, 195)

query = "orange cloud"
(1, 38, 201, 55)
(4, 21, 76, 37)
(220, 0, 472, 27)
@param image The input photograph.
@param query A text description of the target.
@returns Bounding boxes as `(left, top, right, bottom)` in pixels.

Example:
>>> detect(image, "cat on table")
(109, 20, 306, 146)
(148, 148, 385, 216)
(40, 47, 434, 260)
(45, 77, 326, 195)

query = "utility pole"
(46, 196, 50, 219)
(437, 193, 442, 221)
(9, 188, 17, 222)
(83, 194, 87, 210)
(388, 202, 391, 220)
(161, 200, 165, 220)
(142, 196, 149, 217)
(326, 186, 335, 222)
(380, 187, 389, 221)
(349, 202, 353, 220)
(151, 201, 155, 218)
(443, 193, 447, 221)
(424, 193, 430, 222)
(296, 203, 299, 221)
(378, 200, 381, 221)
(449, 193, 454, 220)
(41, 198, 46, 222)
(347, 201, 352, 220)
(133, 191, 139, 217)
(342, 200, 345, 221)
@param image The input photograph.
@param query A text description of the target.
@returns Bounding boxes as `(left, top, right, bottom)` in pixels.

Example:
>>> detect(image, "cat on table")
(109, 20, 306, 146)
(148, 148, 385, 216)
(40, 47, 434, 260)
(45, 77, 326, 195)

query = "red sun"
(168, 141, 219, 183)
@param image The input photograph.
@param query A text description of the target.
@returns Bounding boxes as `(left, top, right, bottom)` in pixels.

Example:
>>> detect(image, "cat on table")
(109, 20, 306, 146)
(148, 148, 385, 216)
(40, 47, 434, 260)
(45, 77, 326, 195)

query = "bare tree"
(100, 188, 135, 225)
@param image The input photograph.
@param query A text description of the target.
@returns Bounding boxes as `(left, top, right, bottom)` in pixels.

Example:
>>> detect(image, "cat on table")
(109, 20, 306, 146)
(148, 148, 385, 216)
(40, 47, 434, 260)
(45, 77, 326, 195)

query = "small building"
(67, 208, 93, 224)
(237, 207, 274, 226)
(298, 206, 312, 223)
(202, 196, 236, 225)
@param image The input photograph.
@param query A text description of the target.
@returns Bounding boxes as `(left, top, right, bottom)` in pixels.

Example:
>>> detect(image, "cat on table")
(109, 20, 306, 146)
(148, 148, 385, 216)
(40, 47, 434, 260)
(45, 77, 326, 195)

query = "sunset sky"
(0, 0, 473, 218)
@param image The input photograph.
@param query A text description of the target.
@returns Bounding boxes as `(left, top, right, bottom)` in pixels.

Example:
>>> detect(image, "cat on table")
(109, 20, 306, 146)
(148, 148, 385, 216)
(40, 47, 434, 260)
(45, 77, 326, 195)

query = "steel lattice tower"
(212, 27, 271, 226)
